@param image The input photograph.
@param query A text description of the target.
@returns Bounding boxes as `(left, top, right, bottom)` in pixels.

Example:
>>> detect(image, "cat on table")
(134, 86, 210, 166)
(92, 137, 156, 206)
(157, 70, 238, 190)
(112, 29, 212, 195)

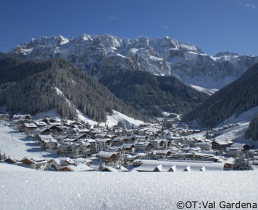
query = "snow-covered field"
(0, 168, 257, 210)
(0, 123, 54, 159)
(106, 110, 143, 128)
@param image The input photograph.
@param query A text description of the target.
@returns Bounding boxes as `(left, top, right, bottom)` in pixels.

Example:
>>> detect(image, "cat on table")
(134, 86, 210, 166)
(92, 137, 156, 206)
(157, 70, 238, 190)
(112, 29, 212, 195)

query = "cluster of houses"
(1, 113, 256, 172)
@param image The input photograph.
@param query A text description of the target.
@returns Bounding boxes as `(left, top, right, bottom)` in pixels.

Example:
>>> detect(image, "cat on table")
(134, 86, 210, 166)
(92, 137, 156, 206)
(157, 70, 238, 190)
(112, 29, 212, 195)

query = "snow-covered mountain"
(12, 34, 258, 89)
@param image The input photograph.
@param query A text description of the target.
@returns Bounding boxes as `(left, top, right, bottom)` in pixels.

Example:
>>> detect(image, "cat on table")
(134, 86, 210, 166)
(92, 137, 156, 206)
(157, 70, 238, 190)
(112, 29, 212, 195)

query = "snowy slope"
(215, 106, 258, 147)
(33, 108, 144, 128)
(0, 123, 56, 159)
(33, 108, 61, 120)
(106, 110, 144, 128)
(182, 106, 258, 147)
(0, 170, 257, 210)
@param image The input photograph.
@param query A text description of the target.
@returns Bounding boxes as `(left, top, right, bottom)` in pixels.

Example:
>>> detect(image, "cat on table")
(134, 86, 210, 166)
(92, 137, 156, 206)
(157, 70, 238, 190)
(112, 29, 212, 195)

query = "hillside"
(11, 35, 258, 89)
(99, 69, 208, 116)
(182, 63, 258, 127)
(245, 114, 258, 141)
(0, 56, 140, 122)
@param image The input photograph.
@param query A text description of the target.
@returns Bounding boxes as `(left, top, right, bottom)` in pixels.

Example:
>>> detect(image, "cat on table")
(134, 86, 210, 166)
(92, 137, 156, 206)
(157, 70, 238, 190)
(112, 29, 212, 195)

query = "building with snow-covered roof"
(20, 123, 37, 134)
(134, 142, 153, 152)
(98, 151, 119, 163)
(135, 160, 225, 172)
(58, 164, 94, 172)
(212, 139, 233, 150)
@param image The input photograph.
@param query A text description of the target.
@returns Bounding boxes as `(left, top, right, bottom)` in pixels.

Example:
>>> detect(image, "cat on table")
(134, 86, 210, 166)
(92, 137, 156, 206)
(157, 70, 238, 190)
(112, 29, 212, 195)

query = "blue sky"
(0, 0, 258, 55)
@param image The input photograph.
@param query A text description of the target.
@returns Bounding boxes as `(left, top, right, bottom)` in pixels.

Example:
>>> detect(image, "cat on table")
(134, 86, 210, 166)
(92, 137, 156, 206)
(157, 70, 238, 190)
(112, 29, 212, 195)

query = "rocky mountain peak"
(11, 34, 258, 89)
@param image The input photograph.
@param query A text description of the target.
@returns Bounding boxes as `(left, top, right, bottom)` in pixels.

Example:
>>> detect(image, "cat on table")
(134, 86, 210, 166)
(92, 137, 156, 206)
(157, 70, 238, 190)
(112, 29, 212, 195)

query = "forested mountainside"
(0, 56, 140, 121)
(182, 63, 258, 127)
(245, 114, 258, 141)
(99, 69, 208, 116)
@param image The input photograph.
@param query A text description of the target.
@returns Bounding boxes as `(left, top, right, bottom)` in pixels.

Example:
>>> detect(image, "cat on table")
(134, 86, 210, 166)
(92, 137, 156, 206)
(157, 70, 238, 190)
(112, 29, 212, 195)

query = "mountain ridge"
(11, 34, 258, 89)
(99, 69, 208, 116)
(0, 56, 141, 122)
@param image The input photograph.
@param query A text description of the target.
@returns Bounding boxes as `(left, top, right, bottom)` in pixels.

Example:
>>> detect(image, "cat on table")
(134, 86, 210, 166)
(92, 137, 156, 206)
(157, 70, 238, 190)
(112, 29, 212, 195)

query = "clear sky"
(0, 0, 258, 55)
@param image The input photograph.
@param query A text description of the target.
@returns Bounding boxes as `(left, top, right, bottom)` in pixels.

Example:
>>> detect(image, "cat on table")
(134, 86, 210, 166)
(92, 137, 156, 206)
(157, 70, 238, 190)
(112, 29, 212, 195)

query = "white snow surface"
(106, 110, 144, 128)
(0, 163, 34, 171)
(33, 108, 61, 120)
(190, 84, 218, 95)
(0, 123, 55, 159)
(0, 170, 257, 210)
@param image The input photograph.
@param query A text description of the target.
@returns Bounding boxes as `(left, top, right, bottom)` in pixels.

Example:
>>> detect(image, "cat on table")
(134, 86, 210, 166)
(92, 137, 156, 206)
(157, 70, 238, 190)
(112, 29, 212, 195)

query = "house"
(5, 157, 21, 165)
(74, 158, 93, 166)
(13, 114, 32, 120)
(97, 138, 113, 151)
(47, 158, 74, 170)
(211, 140, 232, 150)
(21, 158, 46, 170)
(58, 140, 97, 158)
(123, 144, 136, 153)
(58, 164, 94, 172)
(68, 143, 87, 158)
(223, 158, 235, 170)
(20, 123, 37, 134)
(47, 159, 62, 170)
(48, 125, 63, 135)
(35, 127, 52, 136)
(105, 146, 124, 155)
(111, 137, 123, 146)
(100, 166, 119, 172)
(227, 148, 242, 157)
(34, 121, 47, 128)
(123, 138, 134, 145)
(57, 143, 70, 156)
(98, 151, 119, 163)
(135, 160, 225, 172)
(135, 142, 153, 152)
(85, 139, 100, 154)
(154, 150, 172, 159)
(38, 135, 58, 150)
(152, 139, 166, 150)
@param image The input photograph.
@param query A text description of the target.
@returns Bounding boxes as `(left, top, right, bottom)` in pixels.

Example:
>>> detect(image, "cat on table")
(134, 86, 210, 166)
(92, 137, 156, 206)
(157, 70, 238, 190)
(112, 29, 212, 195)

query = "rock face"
(12, 34, 258, 89)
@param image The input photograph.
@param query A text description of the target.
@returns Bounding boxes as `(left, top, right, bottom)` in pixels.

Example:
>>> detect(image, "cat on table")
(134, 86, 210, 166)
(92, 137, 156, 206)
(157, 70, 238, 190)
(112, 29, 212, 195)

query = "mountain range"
(11, 34, 258, 90)
(2, 34, 258, 129)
